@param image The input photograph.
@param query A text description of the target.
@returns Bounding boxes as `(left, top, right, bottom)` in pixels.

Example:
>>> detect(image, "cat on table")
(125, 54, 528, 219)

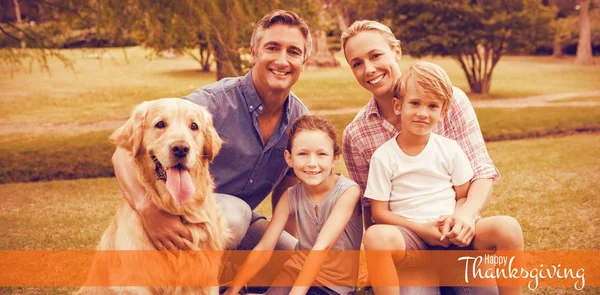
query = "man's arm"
(271, 174, 300, 235)
(112, 148, 192, 250)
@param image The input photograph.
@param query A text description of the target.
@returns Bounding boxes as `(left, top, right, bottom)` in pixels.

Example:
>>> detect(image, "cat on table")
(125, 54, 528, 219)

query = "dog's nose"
(171, 141, 190, 158)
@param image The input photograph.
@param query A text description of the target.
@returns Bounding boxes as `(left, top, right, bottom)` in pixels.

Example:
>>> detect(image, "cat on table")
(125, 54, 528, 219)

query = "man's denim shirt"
(183, 70, 309, 210)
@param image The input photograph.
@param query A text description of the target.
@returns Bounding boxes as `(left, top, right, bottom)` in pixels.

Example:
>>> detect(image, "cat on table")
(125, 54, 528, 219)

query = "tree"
(0, 0, 86, 76)
(381, 0, 555, 95)
(101, 0, 319, 80)
(575, 0, 595, 64)
(307, 0, 339, 68)
(1, 0, 319, 80)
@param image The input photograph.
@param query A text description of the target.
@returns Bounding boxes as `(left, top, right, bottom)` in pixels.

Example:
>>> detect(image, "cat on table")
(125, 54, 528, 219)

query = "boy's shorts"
(395, 225, 475, 251)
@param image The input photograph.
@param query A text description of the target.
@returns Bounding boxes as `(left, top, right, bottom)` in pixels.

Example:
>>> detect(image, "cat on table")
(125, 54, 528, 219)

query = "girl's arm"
(371, 200, 450, 248)
(289, 185, 360, 295)
(223, 192, 291, 295)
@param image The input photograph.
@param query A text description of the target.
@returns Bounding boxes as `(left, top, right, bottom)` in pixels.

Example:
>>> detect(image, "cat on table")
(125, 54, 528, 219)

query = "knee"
(226, 197, 252, 230)
(364, 225, 405, 250)
(493, 216, 524, 250)
(217, 195, 252, 247)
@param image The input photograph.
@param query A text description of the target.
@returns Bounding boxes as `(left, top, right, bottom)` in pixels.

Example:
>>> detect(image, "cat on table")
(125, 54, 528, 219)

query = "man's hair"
(341, 20, 401, 53)
(287, 115, 340, 157)
(250, 10, 312, 62)
(394, 61, 454, 116)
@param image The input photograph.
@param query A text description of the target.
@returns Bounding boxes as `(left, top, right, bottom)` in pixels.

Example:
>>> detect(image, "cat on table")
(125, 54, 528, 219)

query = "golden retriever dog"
(75, 98, 229, 295)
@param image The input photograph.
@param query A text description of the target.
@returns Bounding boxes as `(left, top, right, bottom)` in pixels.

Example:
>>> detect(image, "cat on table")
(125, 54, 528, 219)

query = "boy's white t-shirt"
(364, 133, 474, 223)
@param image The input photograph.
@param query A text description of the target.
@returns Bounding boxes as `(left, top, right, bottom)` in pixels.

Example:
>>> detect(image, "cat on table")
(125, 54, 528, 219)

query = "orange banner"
(0, 250, 597, 291)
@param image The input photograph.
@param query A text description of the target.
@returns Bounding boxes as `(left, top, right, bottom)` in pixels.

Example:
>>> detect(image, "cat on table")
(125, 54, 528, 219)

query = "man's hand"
(439, 212, 476, 247)
(139, 202, 193, 250)
(416, 221, 451, 248)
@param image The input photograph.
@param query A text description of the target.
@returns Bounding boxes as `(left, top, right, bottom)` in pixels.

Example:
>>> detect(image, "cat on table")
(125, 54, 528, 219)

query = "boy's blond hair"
(394, 61, 454, 116)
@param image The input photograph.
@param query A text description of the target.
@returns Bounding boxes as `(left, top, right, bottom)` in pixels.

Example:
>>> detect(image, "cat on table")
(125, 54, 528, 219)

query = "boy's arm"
(112, 148, 192, 250)
(289, 185, 361, 295)
(224, 192, 292, 295)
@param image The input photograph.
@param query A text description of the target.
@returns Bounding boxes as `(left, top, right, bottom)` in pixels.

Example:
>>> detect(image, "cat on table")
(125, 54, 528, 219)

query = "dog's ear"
(110, 101, 149, 156)
(202, 111, 223, 162)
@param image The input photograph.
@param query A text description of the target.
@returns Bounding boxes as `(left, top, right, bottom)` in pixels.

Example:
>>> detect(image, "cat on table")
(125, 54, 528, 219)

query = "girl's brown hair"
(287, 115, 340, 156)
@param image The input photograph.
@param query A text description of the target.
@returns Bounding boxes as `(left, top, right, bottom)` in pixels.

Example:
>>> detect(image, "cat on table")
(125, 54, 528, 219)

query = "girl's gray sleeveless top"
(286, 174, 363, 295)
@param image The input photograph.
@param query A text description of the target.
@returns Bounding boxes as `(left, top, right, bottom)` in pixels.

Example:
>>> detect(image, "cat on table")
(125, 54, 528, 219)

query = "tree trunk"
(199, 45, 210, 72)
(13, 0, 26, 52)
(575, 0, 594, 65)
(552, 33, 563, 58)
(211, 31, 242, 80)
(306, 9, 340, 68)
(333, 2, 349, 33)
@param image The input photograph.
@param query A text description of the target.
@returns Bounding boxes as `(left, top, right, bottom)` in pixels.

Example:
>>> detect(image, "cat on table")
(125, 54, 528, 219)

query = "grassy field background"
(2, 47, 600, 126)
(1, 47, 599, 294)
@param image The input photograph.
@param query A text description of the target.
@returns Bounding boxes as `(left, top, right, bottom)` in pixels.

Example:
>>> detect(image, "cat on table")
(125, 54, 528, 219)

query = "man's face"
(252, 24, 307, 94)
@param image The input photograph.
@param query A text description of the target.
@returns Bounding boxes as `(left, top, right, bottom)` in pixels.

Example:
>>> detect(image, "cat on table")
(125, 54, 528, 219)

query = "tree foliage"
(1, 0, 319, 80)
(381, 0, 554, 95)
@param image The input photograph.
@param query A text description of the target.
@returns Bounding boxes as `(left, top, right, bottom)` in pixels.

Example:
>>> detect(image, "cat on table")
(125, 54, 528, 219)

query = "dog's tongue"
(166, 168, 195, 205)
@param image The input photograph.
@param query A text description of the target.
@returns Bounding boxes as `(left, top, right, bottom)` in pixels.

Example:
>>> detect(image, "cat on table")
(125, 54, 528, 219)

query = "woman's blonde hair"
(341, 20, 401, 52)
(394, 61, 454, 116)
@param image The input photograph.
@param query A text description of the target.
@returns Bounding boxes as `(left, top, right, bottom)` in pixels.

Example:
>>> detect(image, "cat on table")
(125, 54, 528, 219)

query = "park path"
(1, 90, 599, 135)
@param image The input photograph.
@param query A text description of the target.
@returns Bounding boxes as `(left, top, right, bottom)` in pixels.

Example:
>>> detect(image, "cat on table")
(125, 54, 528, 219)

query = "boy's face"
(393, 77, 444, 137)
(251, 24, 307, 95)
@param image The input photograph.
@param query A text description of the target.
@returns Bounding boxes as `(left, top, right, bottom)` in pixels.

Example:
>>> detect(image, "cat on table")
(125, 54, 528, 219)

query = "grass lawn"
(0, 134, 598, 294)
(1, 47, 600, 127)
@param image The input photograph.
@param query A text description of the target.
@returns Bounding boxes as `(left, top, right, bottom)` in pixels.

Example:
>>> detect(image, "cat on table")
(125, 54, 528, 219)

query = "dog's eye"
(191, 122, 198, 130)
(155, 121, 165, 129)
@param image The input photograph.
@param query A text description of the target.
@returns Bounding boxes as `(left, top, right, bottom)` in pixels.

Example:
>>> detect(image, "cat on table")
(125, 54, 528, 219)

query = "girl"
(224, 115, 363, 295)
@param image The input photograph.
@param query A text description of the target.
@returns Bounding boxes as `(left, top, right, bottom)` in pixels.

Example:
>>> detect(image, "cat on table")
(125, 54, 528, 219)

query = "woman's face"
(344, 30, 401, 100)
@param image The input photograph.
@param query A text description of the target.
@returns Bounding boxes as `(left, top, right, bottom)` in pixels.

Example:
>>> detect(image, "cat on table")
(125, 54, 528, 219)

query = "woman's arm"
(289, 185, 361, 295)
(342, 128, 373, 228)
(224, 192, 292, 295)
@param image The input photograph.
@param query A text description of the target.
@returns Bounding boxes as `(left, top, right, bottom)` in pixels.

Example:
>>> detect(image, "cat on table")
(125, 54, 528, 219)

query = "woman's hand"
(439, 213, 476, 247)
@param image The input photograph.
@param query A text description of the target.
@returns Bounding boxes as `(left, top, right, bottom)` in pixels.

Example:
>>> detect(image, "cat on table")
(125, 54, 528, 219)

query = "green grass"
(1, 47, 599, 127)
(0, 134, 598, 294)
(2, 106, 599, 184)
(0, 131, 114, 183)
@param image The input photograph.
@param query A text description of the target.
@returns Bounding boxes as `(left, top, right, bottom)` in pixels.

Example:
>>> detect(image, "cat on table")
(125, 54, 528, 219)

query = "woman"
(340, 20, 518, 295)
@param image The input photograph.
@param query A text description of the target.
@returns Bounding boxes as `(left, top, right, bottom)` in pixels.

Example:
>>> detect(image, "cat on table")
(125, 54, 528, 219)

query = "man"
(112, 9, 311, 252)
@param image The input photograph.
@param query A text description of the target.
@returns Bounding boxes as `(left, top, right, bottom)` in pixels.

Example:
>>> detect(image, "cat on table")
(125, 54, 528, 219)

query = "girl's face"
(344, 30, 401, 100)
(284, 130, 338, 187)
